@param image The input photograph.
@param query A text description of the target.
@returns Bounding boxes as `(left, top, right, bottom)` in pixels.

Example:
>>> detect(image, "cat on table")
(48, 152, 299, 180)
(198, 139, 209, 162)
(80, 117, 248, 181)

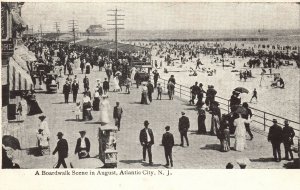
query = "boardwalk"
(7, 66, 298, 169)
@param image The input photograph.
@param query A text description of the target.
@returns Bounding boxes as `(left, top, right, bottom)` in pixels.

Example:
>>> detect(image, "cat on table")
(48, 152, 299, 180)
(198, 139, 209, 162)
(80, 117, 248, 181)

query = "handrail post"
(263, 112, 266, 131)
(180, 85, 181, 98)
(227, 100, 230, 113)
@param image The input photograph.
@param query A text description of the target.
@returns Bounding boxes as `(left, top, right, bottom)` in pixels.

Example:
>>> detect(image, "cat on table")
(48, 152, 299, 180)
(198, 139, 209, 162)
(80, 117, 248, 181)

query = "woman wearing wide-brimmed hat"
(38, 115, 50, 138)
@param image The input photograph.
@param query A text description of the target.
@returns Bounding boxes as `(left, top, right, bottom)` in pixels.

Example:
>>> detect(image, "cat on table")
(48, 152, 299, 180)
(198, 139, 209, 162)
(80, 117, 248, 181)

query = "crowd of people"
(3, 37, 298, 169)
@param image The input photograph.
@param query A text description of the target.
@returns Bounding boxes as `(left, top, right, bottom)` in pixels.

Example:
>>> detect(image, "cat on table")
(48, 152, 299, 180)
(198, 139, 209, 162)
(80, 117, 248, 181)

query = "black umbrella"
(234, 87, 249, 94)
(2, 135, 21, 150)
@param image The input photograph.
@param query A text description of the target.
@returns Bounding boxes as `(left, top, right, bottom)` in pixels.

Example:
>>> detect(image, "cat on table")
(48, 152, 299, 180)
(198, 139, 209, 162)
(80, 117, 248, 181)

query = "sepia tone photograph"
(1, 1, 300, 170)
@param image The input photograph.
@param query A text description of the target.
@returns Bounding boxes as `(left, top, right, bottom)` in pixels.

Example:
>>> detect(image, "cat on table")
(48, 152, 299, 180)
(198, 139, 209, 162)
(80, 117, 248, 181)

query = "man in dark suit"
(113, 102, 123, 131)
(268, 119, 283, 162)
(162, 126, 174, 167)
(103, 78, 110, 95)
(139, 120, 154, 165)
(71, 80, 79, 103)
(147, 80, 154, 103)
(282, 120, 295, 161)
(63, 80, 71, 103)
(152, 70, 160, 88)
(74, 131, 91, 159)
(178, 112, 190, 147)
(53, 132, 69, 168)
(83, 75, 89, 92)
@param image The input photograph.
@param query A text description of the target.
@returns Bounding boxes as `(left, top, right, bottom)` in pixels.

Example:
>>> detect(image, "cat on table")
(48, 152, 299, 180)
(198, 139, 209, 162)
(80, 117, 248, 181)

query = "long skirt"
(210, 115, 220, 135)
(197, 115, 206, 134)
(86, 65, 90, 74)
(93, 98, 100, 111)
(99, 109, 110, 124)
(141, 92, 148, 104)
(234, 136, 245, 151)
(82, 102, 93, 121)
(28, 100, 43, 115)
(221, 129, 230, 152)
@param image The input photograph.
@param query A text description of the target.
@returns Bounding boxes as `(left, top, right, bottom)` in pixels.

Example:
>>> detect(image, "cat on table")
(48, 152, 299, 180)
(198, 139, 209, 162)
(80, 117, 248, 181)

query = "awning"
(9, 57, 33, 91)
(11, 9, 27, 30)
(14, 45, 36, 62)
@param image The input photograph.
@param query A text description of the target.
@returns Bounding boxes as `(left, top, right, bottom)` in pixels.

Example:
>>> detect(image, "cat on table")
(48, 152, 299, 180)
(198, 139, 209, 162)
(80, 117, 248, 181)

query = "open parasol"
(234, 87, 249, 94)
(2, 135, 21, 150)
(115, 71, 122, 76)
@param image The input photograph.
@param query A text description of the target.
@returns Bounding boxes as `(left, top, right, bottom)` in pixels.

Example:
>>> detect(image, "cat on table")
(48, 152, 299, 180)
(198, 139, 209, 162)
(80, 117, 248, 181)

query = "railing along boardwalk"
(155, 77, 300, 138)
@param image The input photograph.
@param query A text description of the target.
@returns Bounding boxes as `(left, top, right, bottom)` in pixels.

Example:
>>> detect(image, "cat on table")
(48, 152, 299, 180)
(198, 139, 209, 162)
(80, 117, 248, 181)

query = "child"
(75, 102, 81, 121)
(157, 83, 162, 100)
(16, 102, 22, 120)
(125, 77, 132, 94)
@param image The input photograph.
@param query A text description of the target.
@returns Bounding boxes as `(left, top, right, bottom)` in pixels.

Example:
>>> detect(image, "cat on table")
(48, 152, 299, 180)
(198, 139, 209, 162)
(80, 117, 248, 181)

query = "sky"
(21, 2, 300, 32)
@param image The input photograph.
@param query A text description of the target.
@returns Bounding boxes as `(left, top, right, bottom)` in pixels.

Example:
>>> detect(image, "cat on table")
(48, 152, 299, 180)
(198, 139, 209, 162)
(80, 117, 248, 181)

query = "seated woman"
(278, 78, 285, 88)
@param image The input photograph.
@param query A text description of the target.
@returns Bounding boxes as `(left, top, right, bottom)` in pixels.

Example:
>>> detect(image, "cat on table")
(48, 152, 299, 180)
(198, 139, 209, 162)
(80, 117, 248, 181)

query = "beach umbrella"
(2, 135, 21, 150)
(234, 87, 249, 94)
(234, 106, 247, 115)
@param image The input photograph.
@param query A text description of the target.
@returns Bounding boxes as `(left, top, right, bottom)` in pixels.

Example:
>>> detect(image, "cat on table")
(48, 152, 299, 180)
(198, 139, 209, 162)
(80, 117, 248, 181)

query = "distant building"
(82, 25, 109, 36)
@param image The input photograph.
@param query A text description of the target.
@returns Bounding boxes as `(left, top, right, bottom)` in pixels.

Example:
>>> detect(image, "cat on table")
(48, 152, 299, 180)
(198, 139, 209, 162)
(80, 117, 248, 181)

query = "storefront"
(1, 2, 28, 124)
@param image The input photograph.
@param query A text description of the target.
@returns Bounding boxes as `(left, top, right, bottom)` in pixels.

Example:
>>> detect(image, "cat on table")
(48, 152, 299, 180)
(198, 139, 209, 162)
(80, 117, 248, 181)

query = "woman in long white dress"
(233, 114, 247, 151)
(130, 67, 137, 81)
(113, 76, 121, 92)
(99, 95, 110, 124)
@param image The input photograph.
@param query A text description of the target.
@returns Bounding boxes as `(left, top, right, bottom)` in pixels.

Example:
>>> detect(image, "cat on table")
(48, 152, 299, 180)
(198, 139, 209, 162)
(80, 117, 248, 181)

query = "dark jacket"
(179, 116, 190, 133)
(139, 128, 154, 145)
(113, 106, 123, 119)
(168, 77, 176, 85)
(72, 83, 79, 94)
(230, 95, 241, 107)
(2, 147, 20, 169)
(63, 84, 71, 94)
(153, 72, 160, 80)
(242, 108, 252, 120)
(162, 132, 174, 148)
(147, 83, 154, 94)
(83, 78, 89, 88)
(75, 137, 91, 154)
(53, 138, 68, 158)
(97, 86, 103, 95)
(282, 125, 295, 144)
(268, 124, 283, 143)
(206, 88, 217, 98)
(190, 85, 199, 95)
(103, 81, 110, 90)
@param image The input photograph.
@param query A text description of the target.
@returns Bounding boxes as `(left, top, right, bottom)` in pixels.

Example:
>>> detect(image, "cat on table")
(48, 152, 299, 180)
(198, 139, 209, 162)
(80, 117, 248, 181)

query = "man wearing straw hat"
(268, 119, 283, 162)
(139, 120, 154, 165)
(53, 132, 69, 168)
